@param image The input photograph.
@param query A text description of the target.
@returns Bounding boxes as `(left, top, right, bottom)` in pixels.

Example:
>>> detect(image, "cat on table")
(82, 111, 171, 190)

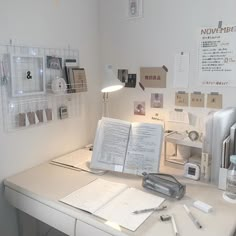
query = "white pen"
(132, 205, 167, 214)
(171, 215, 179, 236)
(183, 204, 202, 229)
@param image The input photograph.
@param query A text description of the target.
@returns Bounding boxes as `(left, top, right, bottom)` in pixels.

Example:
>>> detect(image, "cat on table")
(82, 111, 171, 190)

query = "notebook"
(60, 178, 165, 231)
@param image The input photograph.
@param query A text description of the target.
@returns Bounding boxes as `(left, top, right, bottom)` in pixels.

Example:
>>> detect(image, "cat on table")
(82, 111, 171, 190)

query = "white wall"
(99, 0, 236, 132)
(0, 1, 101, 235)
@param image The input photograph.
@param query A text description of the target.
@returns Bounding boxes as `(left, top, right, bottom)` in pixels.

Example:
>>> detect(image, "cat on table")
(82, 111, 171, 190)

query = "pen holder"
(142, 172, 186, 200)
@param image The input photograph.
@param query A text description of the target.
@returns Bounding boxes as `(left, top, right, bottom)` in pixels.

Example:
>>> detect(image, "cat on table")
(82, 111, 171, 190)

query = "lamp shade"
(101, 65, 124, 93)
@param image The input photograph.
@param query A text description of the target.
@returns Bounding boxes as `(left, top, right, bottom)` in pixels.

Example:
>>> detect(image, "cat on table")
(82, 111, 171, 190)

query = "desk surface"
(4, 151, 236, 236)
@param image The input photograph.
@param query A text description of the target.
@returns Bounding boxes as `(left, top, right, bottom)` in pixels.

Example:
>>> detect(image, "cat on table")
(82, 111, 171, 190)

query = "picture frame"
(128, 0, 143, 19)
(46, 56, 62, 70)
(151, 93, 163, 108)
(10, 54, 46, 97)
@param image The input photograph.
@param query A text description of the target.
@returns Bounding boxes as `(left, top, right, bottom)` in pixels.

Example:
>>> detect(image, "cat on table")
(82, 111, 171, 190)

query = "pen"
(171, 215, 179, 236)
(132, 205, 167, 214)
(183, 204, 202, 229)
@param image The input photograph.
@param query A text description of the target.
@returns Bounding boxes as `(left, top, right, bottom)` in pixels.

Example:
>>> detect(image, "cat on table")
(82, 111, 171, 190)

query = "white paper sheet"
(198, 25, 236, 87)
(173, 52, 190, 88)
(52, 149, 92, 168)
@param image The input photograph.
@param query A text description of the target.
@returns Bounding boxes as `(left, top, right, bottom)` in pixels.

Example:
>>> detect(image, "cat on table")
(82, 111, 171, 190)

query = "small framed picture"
(128, 0, 143, 18)
(10, 55, 46, 97)
(151, 93, 163, 108)
(46, 56, 62, 70)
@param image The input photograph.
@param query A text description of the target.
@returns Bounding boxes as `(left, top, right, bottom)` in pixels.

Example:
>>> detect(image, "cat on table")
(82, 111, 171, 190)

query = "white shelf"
(164, 131, 202, 165)
(165, 132, 202, 149)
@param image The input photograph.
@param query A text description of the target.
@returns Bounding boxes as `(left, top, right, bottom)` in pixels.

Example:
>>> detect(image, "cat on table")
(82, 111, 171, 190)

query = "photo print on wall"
(118, 69, 128, 83)
(118, 69, 136, 88)
(134, 101, 145, 116)
(126, 74, 136, 88)
(46, 56, 62, 70)
(151, 93, 163, 108)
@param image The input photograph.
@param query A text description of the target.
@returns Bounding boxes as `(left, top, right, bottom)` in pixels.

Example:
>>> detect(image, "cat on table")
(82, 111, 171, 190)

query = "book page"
(60, 179, 128, 214)
(94, 187, 165, 231)
(123, 123, 163, 175)
(90, 118, 131, 172)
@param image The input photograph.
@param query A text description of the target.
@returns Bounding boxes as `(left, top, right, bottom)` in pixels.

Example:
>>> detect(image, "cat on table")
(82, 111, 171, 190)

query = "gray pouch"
(142, 172, 186, 200)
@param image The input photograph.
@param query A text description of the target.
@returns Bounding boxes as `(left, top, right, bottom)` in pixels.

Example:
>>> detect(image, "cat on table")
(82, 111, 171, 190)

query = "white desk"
(4, 151, 236, 236)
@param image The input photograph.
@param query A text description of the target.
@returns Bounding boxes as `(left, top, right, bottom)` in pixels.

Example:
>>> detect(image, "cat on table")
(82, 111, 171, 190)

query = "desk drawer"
(4, 187, 76, 236)
(76, 220, 112, 236)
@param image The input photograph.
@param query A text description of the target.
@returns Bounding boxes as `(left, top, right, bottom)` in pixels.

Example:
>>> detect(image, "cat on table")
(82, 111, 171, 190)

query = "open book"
(90, 117, 164, 175)
(60, 178, 165, 231)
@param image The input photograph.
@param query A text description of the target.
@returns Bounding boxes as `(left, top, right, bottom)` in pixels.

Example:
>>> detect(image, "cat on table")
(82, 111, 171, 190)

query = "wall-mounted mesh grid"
(0, 44, 86, 132)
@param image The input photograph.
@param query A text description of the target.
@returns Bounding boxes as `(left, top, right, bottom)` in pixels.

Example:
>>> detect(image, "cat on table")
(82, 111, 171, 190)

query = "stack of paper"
(51, 149, 105, 175)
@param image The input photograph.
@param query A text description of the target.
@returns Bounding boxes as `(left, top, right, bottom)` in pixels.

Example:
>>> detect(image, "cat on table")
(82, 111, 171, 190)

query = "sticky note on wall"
(190, 93, 204, 107)
(207, 93, 222, 109)
(175, 92, 188, 107)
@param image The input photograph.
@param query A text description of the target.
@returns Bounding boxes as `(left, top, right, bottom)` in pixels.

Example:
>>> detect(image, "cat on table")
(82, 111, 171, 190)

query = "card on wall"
(126, 74, 136, 88)
(151, 93, 163, 108)
(175, 92, 188, 107)
(118, 69, 128, 83)
(140, 66, 167, 89)
(134, 101, 145, 116)
(190, 92, 204, 107)
(207, 93, 222, 109)
(118, 70, 136, 88)
(168, 110, 189, 124)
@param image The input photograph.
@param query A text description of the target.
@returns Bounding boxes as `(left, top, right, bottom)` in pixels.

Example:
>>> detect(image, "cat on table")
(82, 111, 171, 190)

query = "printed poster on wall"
(198, 25, 236, 86)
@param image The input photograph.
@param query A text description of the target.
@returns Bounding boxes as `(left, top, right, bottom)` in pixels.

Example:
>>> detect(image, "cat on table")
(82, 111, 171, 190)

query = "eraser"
(193, 200, 213, 213)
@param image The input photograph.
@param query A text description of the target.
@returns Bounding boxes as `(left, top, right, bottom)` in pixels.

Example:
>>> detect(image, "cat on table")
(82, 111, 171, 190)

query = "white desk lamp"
(101, 65, 124, 117)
